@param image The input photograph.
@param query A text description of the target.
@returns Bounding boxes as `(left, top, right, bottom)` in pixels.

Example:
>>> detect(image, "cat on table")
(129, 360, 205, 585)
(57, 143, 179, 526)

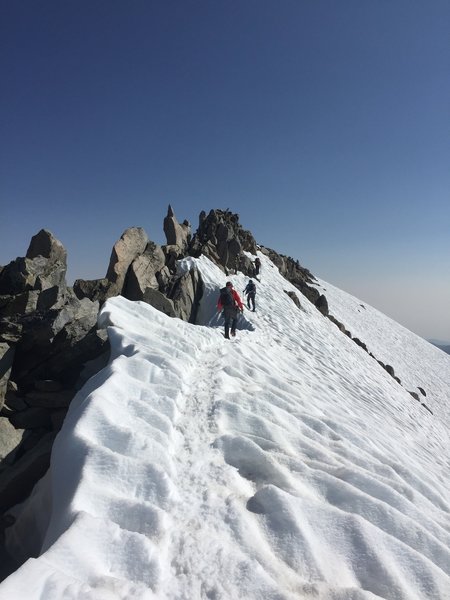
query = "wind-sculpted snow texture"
(1, 254, 450, 599)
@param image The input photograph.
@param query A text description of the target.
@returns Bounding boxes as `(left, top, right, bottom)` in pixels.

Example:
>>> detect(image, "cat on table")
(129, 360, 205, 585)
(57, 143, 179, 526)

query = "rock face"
(163, 205, 191, 252)
(105, 227, 149, 298)
(123, 242, 166, 302)
(0, 230, 67, 304)
(0, 231, 109, 521)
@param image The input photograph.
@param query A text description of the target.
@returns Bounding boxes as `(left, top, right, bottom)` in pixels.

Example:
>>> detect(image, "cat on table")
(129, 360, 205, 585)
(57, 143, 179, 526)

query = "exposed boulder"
(11, 293, 104, 390)
(123, 242, 166, 302)
(26, 229, 66, 266)
(105, 227, 149, 298)
(315, 294, 329, 316)
(166, 269, 204, 323)
(72, 278, 110, 303)
(284, 291, 302, 309)
(327, 314, 352, 337)
(384, 364, 395, 377)
(0, 291, 39, 318)
(163, 205, 191, 251)
(0, 230, 67, 311)
(142, 289, 176, 318)
(353, 338, 368, 353)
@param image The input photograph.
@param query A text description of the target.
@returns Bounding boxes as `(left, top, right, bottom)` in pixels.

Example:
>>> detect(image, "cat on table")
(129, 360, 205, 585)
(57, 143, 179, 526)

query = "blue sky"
(1, 0, 449, 340)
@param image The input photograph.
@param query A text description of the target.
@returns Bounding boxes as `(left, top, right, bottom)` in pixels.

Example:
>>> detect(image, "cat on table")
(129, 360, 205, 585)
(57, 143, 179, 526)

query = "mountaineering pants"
(246, 292, 256, 311)
(223, 306, 239, 339)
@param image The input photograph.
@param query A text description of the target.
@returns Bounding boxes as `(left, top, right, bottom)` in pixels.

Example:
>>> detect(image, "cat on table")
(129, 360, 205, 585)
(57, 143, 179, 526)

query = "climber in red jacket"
(217, 281, 244, 339)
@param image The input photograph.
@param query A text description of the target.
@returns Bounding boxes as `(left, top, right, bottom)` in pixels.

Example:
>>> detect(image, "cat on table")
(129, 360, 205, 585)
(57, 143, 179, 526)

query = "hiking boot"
(231, 330, 236, 337)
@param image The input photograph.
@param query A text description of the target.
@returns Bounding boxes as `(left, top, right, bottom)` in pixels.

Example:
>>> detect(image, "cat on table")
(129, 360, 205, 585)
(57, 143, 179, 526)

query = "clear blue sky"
(1, 1, 449, 340)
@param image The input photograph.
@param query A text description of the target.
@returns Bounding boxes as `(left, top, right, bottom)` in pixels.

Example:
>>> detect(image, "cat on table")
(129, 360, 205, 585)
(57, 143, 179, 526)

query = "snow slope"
(1, 253, 449, 599)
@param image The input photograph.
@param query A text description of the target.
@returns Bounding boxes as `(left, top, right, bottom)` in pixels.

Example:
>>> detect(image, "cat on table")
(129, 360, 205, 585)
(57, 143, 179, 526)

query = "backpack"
(220, 286, 235, 307)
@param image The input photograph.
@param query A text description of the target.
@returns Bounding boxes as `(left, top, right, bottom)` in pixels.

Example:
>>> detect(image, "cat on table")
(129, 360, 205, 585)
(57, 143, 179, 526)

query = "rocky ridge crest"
(0, 207, 431, 558)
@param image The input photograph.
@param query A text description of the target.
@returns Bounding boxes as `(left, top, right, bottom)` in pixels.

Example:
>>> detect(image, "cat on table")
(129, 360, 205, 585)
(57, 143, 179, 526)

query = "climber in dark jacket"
(243, 279, 256, 312)
(217, 281, 244, 339)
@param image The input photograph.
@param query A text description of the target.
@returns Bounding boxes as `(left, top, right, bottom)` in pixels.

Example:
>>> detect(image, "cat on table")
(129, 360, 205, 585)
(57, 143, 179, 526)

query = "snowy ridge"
(1, 253, 450, 599)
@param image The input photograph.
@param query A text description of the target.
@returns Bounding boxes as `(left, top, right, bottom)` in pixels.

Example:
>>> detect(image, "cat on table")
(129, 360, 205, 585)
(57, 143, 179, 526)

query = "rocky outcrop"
(188, 209, 257, 273)
(284, 291, 302, 309)
(163, 205, 191, 252)
(123, 242, 166, 302)
(258, 246, 331, 315)
(0, 230, 67, 302)
(105, 227, 149, 298)
(166, 268, 204, 323)
(0, 231, 109, 522)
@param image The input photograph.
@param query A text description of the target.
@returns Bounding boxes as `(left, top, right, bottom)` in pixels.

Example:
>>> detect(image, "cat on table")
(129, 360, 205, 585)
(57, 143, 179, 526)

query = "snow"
(1, 253, 449, 599)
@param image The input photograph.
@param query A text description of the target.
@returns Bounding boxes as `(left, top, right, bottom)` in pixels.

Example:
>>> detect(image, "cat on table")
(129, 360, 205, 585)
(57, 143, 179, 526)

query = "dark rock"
(11, 291, 102, 389)
(8, 407, 52, 430)
(284, 291, 302, 309)
(385, 364, 395, 377)
(298, 284, 320, 305)
(328, 314, 346, 332)
(24, 390, 74, 409)
(50, 408, 68, 431)
(34, 379, 63, 393)
(73, 278, 110, 303)
(0, 291, 40, 317)
(422, 403, 433, 415)
(353, 338, 368, 353)
(0, 320, 22, 345)
(418, 387, 426, 397)
(26, 229, 66, 264)
(4, 393, 27, 412)
(409, 391, 420, 401)
(315, 294, 329, 316)
(0, 258, 38, 296)
(36, 285, 61, 312)
(76, 350, 110, 390)
(0, 431, 56, 513)
(0, 405, 14, 418)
